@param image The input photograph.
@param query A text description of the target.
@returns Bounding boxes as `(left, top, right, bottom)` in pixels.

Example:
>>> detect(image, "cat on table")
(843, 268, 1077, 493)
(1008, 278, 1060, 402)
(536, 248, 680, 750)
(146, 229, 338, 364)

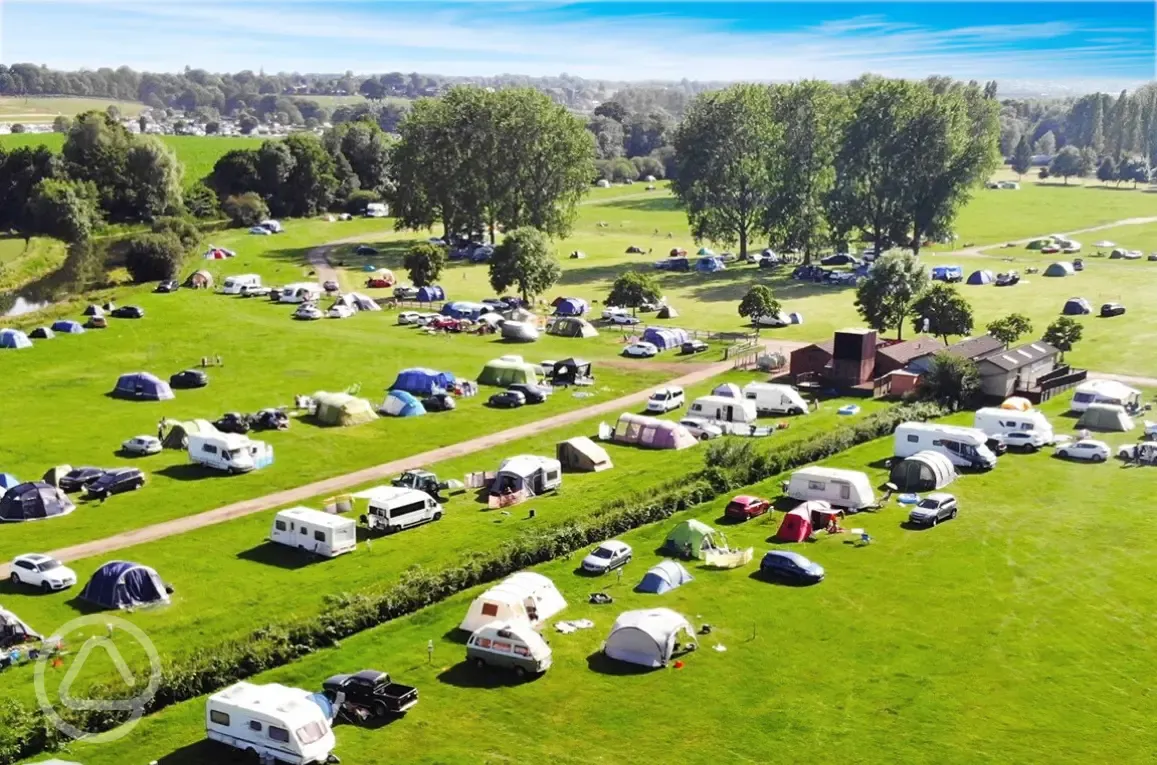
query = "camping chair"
(855, 531, 872, 547)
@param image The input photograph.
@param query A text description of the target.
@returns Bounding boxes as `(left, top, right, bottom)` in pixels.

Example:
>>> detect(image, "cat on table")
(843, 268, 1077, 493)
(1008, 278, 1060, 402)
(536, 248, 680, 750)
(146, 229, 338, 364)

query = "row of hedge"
(0, 399, 944, 763)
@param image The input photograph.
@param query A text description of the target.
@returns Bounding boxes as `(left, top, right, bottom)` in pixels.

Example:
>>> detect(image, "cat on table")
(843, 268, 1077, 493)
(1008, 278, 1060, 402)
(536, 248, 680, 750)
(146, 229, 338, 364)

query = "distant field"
(0, 96, 145, 123)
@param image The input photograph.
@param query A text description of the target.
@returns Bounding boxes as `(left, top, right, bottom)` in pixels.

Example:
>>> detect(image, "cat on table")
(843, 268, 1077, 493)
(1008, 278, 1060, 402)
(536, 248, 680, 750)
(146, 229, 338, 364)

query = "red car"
(430, 316, 465, 332)
(366, 277, 394, 288)
(724, 494, 771, 521)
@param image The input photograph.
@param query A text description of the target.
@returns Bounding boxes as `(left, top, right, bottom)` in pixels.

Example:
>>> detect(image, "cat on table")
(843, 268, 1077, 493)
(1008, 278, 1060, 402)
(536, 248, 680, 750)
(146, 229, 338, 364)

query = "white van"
(785, 466, 875, 509)
(894, 422, 997, 470)
(365, 202, 389, 218)
(361, 486, 443, 533)
(687, 395, 758, 426)
(742, 382, 809, 416)
(189, 432, 274, 474)
(645, 386, 685, 413)
(278, 283, 322, 304)
(466, 620, 552, 677)
(206, 681, 335, 765)
(270, 507, 356, 558)
(222, 274, 261, 295)
(973, 407, 1054, 442)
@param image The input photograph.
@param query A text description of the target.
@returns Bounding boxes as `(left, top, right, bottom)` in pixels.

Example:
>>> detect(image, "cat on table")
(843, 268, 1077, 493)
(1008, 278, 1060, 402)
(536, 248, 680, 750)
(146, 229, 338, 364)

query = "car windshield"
(916, 499, 940, 509)
(296, 721, 327, 745)
(36, 560, 61, 572)
(591, 547, 615, 559)
(225, 449, 243, 459)
(649, 393, 666, 400)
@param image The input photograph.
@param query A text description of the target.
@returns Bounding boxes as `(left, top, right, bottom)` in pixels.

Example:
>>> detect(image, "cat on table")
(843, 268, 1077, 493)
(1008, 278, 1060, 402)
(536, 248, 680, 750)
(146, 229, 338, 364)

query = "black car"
(422, 393, 456, 412)
(1101, 302, 1126, 318)
(995, 272, 1020, 287)
(488, 390, 526, 409)
(155, 280, 179, 293)
(355, 245, 379, 256)
(110, 305, 145, 319)
(85, 467, 145, 498)
(59, 467, 107, 493)
(758, 551, 825, 585)
(252, 408, 290, 431)
(323, 280, 340, 292)
(169, 369, 209, 389)
(682, 339, 708, 354)
(820, 253, 859, 267)
(322, 670, 418, 718)
(213, 412, 251, 434)
(507, 383, 549, 404)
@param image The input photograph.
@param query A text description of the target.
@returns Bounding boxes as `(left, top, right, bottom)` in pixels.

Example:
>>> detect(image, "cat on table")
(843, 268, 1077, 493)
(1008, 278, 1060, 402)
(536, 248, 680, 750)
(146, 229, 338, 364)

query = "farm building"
(976, 342, 1060, 399)
(790, 329, 943, 393)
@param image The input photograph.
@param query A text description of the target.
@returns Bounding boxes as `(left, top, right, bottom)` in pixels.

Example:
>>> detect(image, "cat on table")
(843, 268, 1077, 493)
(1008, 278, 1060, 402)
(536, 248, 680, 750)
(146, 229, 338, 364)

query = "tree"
(853, 251, 928, 340)
(624, 111, 673, 157)
(588, 115, 625, 159)
(593, 100, 628, 123)
(324, 119, 393, 197)
(910, 283, 974, 343)
(1120, 156, 1150, 188)
(607, 270, 661, 316)
(205, 120, 220, 135)
(488, 227, 561, 303)
(52, 115, 71, 133)
(207, 149, 260, 199)
(672, 84, 778, 257)
(123, 232, 186, 282)
(917, 352, 979, 410)
(1011, 134, 1033, 178)
(9, 124, 24, 134)
(1034, 130, 1056, 156)
(1043, 317, 1083, 361)
(1049, 146, 1084, 185)
(278, 133, 338, 217)
(222, 192, 268, 228)
(607, 157, 638, 183)
(122, 135, 184, 220)
(62, 111, 132, 216)
(737, 284, 782, 328)
(0, 145, 60, 235)
(1096, 156, 1118, 184)
(630, 155, 664, 180)
(238, 114, 258, 134)
(359, 78, 386, 102)
(25, 178, 102, 243)
(986, 313, 1033, 346)
(402, 242, 446, 287)
(183, 182, 219, 219)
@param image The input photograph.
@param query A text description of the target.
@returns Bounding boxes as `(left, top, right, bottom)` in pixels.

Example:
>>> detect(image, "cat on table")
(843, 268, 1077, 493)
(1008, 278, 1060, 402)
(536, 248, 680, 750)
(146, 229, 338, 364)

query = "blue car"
(759, 550, 825, 585)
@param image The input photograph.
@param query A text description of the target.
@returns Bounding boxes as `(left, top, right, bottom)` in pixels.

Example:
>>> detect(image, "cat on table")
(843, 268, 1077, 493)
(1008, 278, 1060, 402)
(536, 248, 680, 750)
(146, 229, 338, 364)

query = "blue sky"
(2, 1, 1153, 88)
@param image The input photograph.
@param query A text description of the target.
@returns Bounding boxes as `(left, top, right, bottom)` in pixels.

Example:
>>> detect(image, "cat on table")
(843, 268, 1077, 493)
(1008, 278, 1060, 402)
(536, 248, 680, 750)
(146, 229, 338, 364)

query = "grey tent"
(28, 327, 55, 339)
(888, 451, 956, 492)
(656, 305, 679, 319)
(556, 436, 612, 472)
(636, 561, 693, 594)
(1044, 261, 1075, 277)
(83, 304, 104, 317)
(1077, 403, 1134, 432)
(548, 358, 592, 386)
(184, 270, 214, 288)
(0, 606, 40, 649)
(312, 391, 378, 426)
(500, 321, 539, 342)
(1062, 297, 1092, 315)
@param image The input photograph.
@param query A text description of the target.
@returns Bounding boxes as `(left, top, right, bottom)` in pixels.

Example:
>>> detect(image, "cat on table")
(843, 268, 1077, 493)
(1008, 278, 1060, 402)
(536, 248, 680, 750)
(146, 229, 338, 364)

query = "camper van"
(466, 620, 553, 677)
(269, 507, 356, 558)
(742, 382, 809, 415)
(221, 274, 262, 295)
(206, 681, 335, 765)
(278, 283, 323, 304)
(1070, 380, 1142, 413)
(785, 467, 875, 510)
(687, 396, 758, 426)
(972, 408, 1054, 442)
(365, 202, 389, 218)
(188, 432, 274, 474)
(893, 422, 998, 470)
(362, 486, 443, 533)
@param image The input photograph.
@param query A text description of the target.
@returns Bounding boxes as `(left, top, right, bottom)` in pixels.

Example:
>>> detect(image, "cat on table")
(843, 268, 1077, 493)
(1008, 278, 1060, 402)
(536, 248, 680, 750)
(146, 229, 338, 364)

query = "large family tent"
(889, 451, 956, 492)
(641, 327, 690, 351)
(28, 327, 55, 339)
(332, 292, 380, 312)
(415, 285, 445, 303)
(607, 413, 698, 450)
(161, 419, 215, 450)
(1077, 403, 1134, 432)
(548, 317, 598, 338)
(79, 561, 170, 610)
(663, 519, 719, 560)
(490, 455, 561, 497)
(776, 506, 814, 542)
(112, 372, 174, 401)
(0, 482, 75, 522)
(0, 606, 40, 647)
(603, 608, 697, 668)
(312, 391, 379, 426)
(636, 561, 693, 594)
(50, 320, 85, 334)
(1071, 379, 1141, 412)
(0, 329, 31, 349)
(184, 269, 213, 288)
(548, 358, 592, 386)
(553, 297, 589, 317)
(696, 256, 726, 273)
(1062, 297, 1092, 315)
(441, 301, 491, 320)
(501, 321, 540, 342)
(379, 389, 426, 417)
(459, 572, 566, 632)
(1044, 261, 1075, 277)
(391, 368, 455, 396)
(556, 436, 612, 472)
(477, 356, 541, 386)
(966, 270, 994, 285)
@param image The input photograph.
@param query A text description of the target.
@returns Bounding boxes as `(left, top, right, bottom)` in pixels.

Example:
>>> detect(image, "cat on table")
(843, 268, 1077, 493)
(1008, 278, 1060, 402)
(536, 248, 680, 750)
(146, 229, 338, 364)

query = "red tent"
(775, 507, 813, 542)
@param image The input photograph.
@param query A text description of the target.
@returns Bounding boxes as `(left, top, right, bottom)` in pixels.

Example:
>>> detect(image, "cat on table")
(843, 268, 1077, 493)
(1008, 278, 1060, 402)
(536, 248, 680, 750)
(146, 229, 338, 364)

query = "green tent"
(477, 358, 541, 387)
(663, 519, 718, 560)
(162, 418, 216, 450)
(312, 391, 378, 426)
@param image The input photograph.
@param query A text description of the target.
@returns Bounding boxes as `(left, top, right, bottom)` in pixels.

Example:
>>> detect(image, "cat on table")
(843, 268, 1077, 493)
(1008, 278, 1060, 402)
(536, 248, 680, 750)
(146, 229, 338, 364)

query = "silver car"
(581, 540, 632, 574)
(907, 492, 958, 527)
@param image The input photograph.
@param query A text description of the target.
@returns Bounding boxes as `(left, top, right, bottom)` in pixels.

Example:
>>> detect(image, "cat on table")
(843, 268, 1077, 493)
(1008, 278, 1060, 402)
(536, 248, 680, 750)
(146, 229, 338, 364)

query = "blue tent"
(416, 286, 445, 302)
(0, 473, 20, 494)
(0, 329, 31, 349)
(440, 301, 489, 320)
(381, 389, 426, 417)
(641, 327, 690, 351)
(112, 372, 175, 401)
(0, 481, 74, 521)
(553, 297, 588, 317)
(51, 320, 85, 334)
(931, 265, 963, 282)
(966, 270, 994, 285)
(696, 256, 725, 273)
(636, 560, 693, 594)
(79, 561, 169, 610)
(391, 367, 456, 396)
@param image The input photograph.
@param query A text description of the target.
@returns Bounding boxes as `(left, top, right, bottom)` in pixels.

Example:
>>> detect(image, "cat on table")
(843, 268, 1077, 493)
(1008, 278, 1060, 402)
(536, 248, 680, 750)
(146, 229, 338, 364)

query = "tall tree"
(737, 284, 782, 329)
(488, 227, 561, 303)
(0, 146, 60, 234)
(324, 119, 393, 197)
(1096, 156, 1118, 185)
(607, 270, 662, 316)
(910, 283, 974, 343)
(61, 110, 133, 219)
(587, 115, 625, 159)
(1043, 317, 1083, 361)
(986, 313, 1033, 346)
(1034, 130, 1056, 156)
(122, 135, 183, 220)
(402, 242, 447, 287)
(207, 148, 260, 199)
(1049, 146, 1084, 185)
(1011, 134, 1033, 179)
(853, 251, 928, 340)
(25, 178, 101, 243)
(279, 133, 338, 217)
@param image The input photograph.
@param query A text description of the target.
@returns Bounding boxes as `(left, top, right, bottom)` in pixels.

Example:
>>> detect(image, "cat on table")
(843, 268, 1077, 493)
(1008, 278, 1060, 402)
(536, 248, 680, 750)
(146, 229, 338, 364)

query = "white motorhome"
(222, 274, 262, 295)
(1070, 380, 1142, 413)
(270, 507, 356, 558)
(742, 382, 809, 415)
(188, 432, 274, 474)
(687, 395, 758, 426)
(894, 422, 997, 470)
(278, 283, 323, 304)
(361, 486, 443, 533)
(206, 681, 335, 765)
(973, 407, 1054, 441)
(466, 620, 553, 676)
(365, 202, 389, 218)
(784, 466, 875, 510)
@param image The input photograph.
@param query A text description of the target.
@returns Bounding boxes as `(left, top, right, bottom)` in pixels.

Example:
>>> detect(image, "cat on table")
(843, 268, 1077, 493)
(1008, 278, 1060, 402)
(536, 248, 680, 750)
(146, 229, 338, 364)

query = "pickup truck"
(322, 670, 418, 718)
(392, 469, 451, 498)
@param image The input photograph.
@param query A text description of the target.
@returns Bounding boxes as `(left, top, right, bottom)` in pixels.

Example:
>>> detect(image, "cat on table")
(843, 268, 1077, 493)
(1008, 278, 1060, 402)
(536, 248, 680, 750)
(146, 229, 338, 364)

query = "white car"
(294, 304, 323, 320)
(610, 313, 642, 326)
(601, 306, 628, 320)
(397, 311, 423, 325)
(753, 312, 791, 328)
(415, 313, 442, 326)
(581, 540, 632, 574)
(623, 342, 659, 358)
(646, 386, 685, 413)
(327, 305, 354, 319)
(995, 430, 1052, 452)
(248, 226, 272, 236)
(679, 417, 723, 440)
(9, 553, 77, 592)
(1056, 439, 1110, 462)
(122, 435, 162, 455)
(240, 285, 272, 298)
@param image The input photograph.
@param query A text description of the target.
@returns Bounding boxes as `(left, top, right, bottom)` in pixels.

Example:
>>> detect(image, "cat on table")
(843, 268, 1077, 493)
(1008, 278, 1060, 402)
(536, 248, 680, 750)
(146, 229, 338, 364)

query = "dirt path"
(947, 217, 1157, 258)
(1087, 371, 1157, 389)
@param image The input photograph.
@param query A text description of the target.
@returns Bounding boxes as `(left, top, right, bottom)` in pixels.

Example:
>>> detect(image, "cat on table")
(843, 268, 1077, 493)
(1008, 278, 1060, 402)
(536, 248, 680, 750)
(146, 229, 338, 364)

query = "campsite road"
(1087, 371, 1157, 389)
(947, 216, 1157, 258)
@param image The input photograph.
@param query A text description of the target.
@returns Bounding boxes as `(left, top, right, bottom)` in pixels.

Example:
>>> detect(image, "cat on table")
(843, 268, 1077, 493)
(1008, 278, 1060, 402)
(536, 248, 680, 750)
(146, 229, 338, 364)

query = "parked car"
(169, 369, 208, 389)
(681, 339, 708, 354)
(623, 342, 659, 358)
(121, 435, 162, 456)
(507, 383, 550, 404)
(422, 393, 456, 412)
(995, 271, 1020, 287)
(59, 467, 107, 492)
(608, 313, 642, 326)
(110, 305, 145, 319)
(294, 304, 323, 320)
(759, 550, 825, 584)
(724, 494, 772, 521)
(678, 417, 723, 440)
(397, 311, 422, 325)
(8, 553, 77, 592)
(580, 540, 633, 574)
(155, 279, 179, 293)
(430, 316, 465, 331)
(85, 467, 145, 498)
(328, 305, 355, 319)
(240, 285, 271, 297)
(355, 245, 379, 256)
(85, 316, 108, 329)
(1100, 302, 1126, 318)
(393, 286, 420, 300)
(995, 430, 1051, 452)
(488, 390, 526, 409)
(322, 670, 418, 718)
(646, 386, 685, 413)
(907, 492, 958, 527)
(1056, 439, 1110, 462)
(252, 408, 290, 431)
(820, 253, 859, 267)
(214, 412, 251, 435)
(248, 225, 272, 235)
(414, 313, 442, 326)
(323, 280, 340, 293)
(758, 256, 781, 269)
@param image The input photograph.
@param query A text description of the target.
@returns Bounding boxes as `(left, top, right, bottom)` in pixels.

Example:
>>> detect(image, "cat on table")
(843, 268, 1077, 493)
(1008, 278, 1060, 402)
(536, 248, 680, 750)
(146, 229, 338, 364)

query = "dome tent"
(79, 561, 170, 610)
(1077, 403, 1134, 432)
(1062, 297, 1092, 315)
(501, 321, 540, 342)
(603, 608, 697, 668)
(1044, 261, 1075, 277)
(42, 464, 73, 487)
(478, 357, 541, 386)
(28, 326, 55, 339)
(966, 270, 994, 285)
(888, 451, 956, 492)
(0, 482, 75, 522)
(415, 286, 445, 303)
(391, 368, 455, 396)
(662, 519, 719, 560)
(0, 329, 31, 349)
(775, 506, 814, 542)
(82, 304, 104, 317)
(112, 372, 174, 401)
(184, 269, 213, 288)
(161, 418, 215, 450)
(636, 561, 693, 594)
(553, 297, 589, 317)
(547, 317, 598, 338)
(380, 389, 426, 417)
(0, 473, 20, 493)
(656, 305, 679, 319)
(711, 382, 742, 399)
(1001, 396, 1033, 411)
(51, 319, 84, 334)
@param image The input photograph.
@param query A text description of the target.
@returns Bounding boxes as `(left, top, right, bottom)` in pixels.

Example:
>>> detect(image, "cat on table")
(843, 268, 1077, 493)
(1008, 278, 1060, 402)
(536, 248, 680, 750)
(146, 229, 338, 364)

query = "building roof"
(943, 335, 1005, 361)
(876, 336, 944, 365)
(978, 341, 1059, 372)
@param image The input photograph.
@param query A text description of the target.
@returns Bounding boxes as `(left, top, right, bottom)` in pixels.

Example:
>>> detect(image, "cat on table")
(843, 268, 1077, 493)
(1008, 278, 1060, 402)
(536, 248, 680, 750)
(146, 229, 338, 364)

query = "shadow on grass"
(746, 569, 819, 587)
(65, 596, 107, 615)
(154, 464, 219, 482)
(156, 739, 224, 764)
(437, 661, 543, 688)
(235, 543, 326, 570)
(0, 578, 48, 597)
(441, 627, 470, 645)
(599, 196, 682, 214)
(585, 650, 657, 676)
(899, 520, 933, 532)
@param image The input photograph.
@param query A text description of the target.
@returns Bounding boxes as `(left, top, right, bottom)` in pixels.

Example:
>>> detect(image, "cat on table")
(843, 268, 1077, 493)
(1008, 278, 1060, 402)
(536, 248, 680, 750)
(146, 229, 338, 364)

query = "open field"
(305, 94, 411, 109)
(0, 96, 144, 123)
(53, 391, 1157, 765)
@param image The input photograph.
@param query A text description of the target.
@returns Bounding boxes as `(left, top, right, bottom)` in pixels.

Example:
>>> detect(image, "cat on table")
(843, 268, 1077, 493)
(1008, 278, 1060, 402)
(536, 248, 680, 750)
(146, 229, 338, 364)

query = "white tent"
(603, 608, 697, 668)
(0, 605, 40, 644)
(459, 572, 567, 632)
(490, 455, 561, 497)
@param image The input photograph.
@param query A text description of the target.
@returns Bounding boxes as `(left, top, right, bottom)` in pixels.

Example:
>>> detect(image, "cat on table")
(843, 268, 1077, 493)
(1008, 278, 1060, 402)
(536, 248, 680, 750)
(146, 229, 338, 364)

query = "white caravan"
(784, 466, 875, 509)
(894, 422, 997, 470)
(269, 507, 356, 558)
(687, 395, 758, 426)
(742, 382, 809, 415)
(188, 432, 274, 474)
(206, 681, 335, 765)
(361, 486, 443, 533)
(1070, 380, 1141, 413)
(365, 202, 389, 218)
(972, 407, 1054, 442)
(222, 274, 262, 295)
(278, 283, 323, 304)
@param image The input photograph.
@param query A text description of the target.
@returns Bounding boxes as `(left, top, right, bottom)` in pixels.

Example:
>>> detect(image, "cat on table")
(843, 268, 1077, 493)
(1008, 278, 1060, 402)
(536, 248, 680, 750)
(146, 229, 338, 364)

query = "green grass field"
(0, 97, 144, 122)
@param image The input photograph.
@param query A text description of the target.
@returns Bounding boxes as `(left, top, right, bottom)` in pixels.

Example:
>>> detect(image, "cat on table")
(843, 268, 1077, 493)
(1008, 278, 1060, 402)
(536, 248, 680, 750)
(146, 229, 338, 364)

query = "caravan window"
(209, 710, 230, 725)
(268, 726, 290, 743)
(314, 530, 326, 542)
(296, 722, 327, 745)
(481, 602, 499, 617)
(300, 526, 308, 535)
(807, 480, 825, 491)
(476, 636, 492, 648)
(838, 483, 850, 500)
(691, 404, 703, 412)
(388, 500, 426, 519)
(275, 520, 287, 532)
(513, 643, 530, 657)
(932, 439, 942, 446)
(248, 720, 263, 732)
(906, 434, 919, 443)
(492, 640, 512, 653)
(546, 470, 559, 482)
(201, 444, 218, 455)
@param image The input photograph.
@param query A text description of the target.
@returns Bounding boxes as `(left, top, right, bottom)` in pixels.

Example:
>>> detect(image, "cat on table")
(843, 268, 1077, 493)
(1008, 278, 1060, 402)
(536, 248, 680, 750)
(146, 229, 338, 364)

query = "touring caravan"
(221, 274, 261, 295)
(1070, 380, 1142, 413)
(687, 395, 758, 426)
(742, 382, 809, 415)
(279, 283, 323, 304)
(893, 422, 997, 470)
(973, 407, 1054, 441)
(269, 507, 356, 558)
(206, 681, 335, 765)
(188, 432, 274, 474)
(784, 467, 875, 510)
(364, 202, 389, 218)
(361, 486, 443, 533)
(466, 620, 553, 676)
